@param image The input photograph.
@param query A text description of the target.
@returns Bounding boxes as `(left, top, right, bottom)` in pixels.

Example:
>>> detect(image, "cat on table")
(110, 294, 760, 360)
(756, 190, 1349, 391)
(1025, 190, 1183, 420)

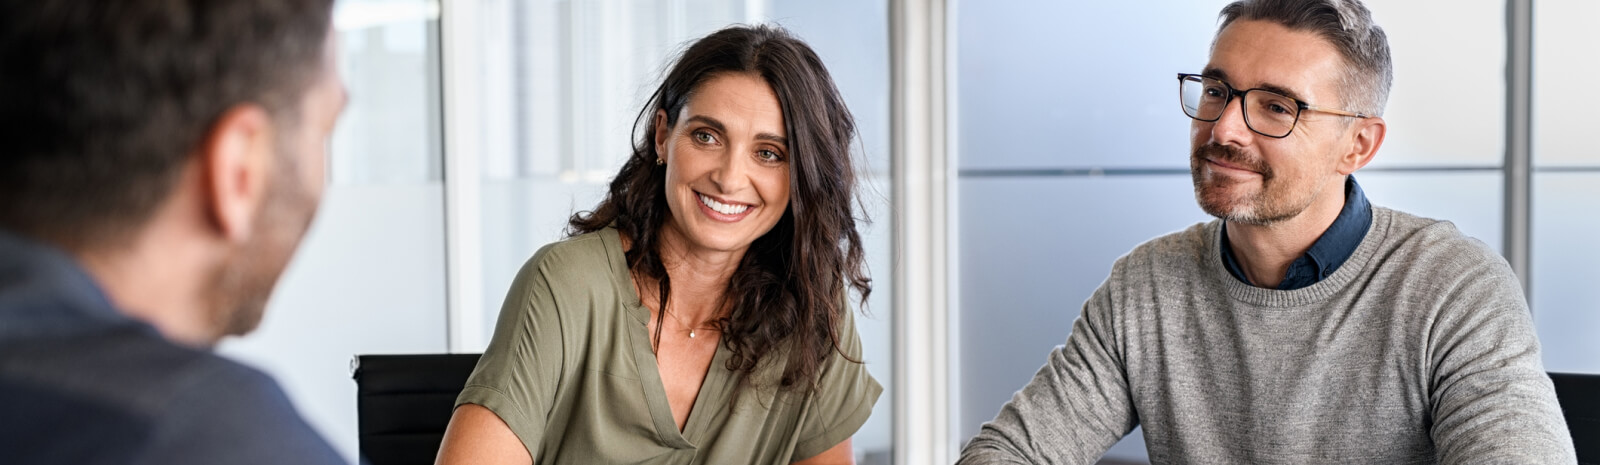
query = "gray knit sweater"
(958, 207, 1575, 464)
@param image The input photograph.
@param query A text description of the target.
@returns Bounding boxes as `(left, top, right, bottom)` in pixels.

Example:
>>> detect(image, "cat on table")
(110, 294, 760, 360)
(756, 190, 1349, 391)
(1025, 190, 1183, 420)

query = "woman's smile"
(696, 191, 755, 222)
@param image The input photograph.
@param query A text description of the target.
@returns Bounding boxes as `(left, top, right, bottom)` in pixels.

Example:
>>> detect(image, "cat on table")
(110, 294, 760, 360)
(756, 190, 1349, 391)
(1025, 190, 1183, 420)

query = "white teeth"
(699, 194, 750, 215)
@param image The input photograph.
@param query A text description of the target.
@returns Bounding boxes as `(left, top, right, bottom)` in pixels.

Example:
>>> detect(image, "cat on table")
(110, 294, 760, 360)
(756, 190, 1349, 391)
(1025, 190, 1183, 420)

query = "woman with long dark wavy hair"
(435, 24, 880, 465)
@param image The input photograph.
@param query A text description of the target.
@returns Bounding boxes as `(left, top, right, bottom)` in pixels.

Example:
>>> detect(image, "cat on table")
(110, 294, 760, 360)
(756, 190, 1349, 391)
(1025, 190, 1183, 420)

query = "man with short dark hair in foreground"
(958, 0, 1575, 463)
(0, 1, 349, 463)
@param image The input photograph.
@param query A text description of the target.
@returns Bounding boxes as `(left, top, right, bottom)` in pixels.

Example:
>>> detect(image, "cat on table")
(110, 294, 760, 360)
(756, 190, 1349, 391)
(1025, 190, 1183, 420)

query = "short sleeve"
(792, 306, 883, 461)
(455, 247, 568, 458)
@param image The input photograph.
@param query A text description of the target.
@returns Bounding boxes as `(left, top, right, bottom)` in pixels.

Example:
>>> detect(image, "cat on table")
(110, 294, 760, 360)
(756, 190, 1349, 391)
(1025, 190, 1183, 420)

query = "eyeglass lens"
(1180, 75, 1299, 137)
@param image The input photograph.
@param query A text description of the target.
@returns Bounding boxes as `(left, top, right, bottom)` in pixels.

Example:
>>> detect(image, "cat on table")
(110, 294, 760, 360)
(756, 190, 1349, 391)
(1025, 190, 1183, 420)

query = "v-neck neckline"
(601, 227, 732, 449)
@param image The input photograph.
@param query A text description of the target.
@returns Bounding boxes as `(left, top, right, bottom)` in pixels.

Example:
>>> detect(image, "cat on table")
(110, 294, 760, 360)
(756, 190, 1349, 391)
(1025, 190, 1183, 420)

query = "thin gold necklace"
(635, 273, 719, 338)
(664, 308, 716, 338)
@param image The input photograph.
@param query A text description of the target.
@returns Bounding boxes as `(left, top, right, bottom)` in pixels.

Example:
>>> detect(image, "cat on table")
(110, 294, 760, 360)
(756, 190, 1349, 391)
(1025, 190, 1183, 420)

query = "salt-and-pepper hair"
(1218, 0, 1394, 117)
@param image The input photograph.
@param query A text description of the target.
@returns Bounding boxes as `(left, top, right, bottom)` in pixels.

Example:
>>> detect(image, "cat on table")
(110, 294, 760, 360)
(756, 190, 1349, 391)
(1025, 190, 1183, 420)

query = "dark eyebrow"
(685, 115, 726, 133)
(1254, 83, 1306, 103)
(686, 114, 787, 147)
(755, 132, 787, 147)
(1201, 66, 1306, 102)
(1201, 66, 1229, 82)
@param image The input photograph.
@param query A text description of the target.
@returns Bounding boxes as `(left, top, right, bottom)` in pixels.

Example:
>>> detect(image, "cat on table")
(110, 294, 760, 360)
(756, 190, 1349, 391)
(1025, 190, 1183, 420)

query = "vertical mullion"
(891, 0, 953, 463)
(441, 0, 487, 352)
(1505, 0, 1533, 303)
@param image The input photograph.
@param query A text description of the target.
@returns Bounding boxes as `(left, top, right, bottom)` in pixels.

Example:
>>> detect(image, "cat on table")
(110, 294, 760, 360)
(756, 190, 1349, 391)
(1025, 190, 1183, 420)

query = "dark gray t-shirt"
(0, 230, 346, 465)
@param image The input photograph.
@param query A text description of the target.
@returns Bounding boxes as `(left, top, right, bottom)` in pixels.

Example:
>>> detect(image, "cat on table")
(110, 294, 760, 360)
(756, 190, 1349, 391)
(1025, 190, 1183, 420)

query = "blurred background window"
(1532, 0, 1600, 375)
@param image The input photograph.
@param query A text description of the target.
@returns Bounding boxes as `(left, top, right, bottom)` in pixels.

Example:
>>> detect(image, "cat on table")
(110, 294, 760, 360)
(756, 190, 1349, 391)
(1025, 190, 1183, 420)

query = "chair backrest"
(351, 353, 482, 465)
(1552, 372, 1600, 464)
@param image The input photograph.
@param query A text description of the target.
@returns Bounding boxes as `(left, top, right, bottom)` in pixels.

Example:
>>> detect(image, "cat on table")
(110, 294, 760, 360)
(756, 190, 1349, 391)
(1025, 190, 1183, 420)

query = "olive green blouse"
(456, 228, 882, 464)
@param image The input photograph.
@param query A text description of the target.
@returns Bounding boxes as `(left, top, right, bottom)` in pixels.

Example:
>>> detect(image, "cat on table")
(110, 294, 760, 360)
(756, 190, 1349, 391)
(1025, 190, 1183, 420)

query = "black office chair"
(1552, 372, 1600, 464)
(351, 353, 482, 465)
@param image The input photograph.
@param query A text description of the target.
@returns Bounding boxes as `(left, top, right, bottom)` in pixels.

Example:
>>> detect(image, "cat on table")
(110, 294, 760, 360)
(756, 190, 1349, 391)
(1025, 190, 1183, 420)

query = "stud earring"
(656, 157, 665, 166)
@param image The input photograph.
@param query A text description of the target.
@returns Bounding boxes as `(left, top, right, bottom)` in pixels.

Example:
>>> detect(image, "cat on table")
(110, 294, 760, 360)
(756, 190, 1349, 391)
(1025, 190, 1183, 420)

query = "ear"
(200, 105, 276, 243)
(1337, 116, 1386, 175)
(653, 109, 670, 161)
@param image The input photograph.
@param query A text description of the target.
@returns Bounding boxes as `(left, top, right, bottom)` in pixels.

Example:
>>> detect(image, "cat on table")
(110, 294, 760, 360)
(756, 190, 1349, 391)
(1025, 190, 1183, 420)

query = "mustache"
(1193, 143, 1271, 178)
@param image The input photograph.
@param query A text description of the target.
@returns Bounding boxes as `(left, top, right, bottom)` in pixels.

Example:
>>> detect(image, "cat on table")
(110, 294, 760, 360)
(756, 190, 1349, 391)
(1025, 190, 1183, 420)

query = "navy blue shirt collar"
(1220, 175, 1373, 290)
(0, 229, 129, 341)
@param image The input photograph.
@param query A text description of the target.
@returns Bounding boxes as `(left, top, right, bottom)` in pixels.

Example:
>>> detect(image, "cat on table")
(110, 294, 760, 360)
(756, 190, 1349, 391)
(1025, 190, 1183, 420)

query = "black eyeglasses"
(1177, 73, 1369, 138)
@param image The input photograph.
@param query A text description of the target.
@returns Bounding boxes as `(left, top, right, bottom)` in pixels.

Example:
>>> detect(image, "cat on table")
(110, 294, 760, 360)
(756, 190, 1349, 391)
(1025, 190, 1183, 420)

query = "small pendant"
(690, 330, 696, 338)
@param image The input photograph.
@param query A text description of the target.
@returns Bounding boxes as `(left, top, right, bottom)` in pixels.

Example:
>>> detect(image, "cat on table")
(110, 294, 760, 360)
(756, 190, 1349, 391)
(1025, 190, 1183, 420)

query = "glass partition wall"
(1532, 0, 1600, 375)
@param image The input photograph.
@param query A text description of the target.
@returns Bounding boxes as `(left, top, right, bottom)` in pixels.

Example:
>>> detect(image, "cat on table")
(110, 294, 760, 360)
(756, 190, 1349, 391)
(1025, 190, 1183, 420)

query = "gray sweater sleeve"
(957, 283, 1137, 465)
(1421, 243, 1575, 463)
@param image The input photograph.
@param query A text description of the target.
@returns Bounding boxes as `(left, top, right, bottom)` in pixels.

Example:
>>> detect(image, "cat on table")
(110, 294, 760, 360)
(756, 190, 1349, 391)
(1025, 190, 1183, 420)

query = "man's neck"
(1226, 182, 1348, 289)
(71, 221, 222, 348)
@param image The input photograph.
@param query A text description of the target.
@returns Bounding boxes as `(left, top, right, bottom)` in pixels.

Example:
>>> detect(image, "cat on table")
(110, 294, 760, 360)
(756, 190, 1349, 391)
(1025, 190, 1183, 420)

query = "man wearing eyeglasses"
(957, 0, 1575, 463)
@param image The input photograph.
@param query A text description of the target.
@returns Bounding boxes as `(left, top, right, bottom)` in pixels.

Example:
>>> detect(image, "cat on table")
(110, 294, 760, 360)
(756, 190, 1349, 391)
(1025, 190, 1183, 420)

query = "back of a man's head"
(0, 0, 345, 345)
(1218, 0, 1394, 117)
(0, 0, 336, 250)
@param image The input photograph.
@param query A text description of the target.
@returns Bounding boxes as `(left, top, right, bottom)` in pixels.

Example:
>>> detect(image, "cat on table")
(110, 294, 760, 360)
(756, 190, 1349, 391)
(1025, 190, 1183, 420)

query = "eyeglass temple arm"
(1181, 72, 1372, 119)
(1302, 103, 1370, 119)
